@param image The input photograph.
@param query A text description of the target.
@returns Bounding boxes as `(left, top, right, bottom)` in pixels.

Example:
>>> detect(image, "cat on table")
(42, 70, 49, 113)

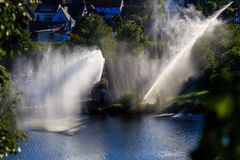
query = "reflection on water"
(7, 116, 203, 160)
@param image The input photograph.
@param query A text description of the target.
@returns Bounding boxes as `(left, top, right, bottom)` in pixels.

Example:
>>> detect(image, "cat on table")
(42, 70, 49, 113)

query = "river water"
(7, 115, 203, 160)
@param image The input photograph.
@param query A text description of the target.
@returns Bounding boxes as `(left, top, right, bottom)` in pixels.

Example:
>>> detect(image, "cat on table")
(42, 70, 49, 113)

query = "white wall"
(37, 31, 71, 42)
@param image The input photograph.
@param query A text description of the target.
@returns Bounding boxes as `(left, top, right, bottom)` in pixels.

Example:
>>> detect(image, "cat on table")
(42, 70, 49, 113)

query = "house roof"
(71, 0, 123, 8)
(35, 3, 59, 13)
(35, 3, 76, 23)
(65, 3, 86, 19)
(92, 1, 123, 8)
(58, 6, 73, 21)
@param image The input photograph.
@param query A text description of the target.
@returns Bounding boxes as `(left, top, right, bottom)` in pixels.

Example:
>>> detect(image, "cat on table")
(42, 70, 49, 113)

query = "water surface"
(7, 116, 203, 160)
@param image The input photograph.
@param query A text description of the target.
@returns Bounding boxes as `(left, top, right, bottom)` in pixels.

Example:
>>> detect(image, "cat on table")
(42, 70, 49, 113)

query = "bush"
(120, 92, 143, 110)
(107, 104, 125, 115)
(88, 107, 104, 115)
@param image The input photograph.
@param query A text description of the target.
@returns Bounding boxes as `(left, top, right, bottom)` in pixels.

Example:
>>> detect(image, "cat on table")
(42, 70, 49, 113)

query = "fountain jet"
(144, 2, 233, 105)
(13, 47, 105, 134)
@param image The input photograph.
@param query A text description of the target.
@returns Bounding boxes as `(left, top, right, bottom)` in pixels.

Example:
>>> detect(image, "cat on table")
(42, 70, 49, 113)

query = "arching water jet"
(13, 47, 105, 134)
(144, 2, 233, 105)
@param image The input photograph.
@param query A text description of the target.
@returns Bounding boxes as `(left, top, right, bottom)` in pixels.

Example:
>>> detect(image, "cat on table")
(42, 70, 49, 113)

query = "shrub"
(107, 104, 125, 115)
(120, 92, 143, 110)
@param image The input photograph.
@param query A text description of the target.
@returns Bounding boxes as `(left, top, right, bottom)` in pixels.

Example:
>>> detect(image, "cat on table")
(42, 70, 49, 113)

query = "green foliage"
(107, 104, 125, 115)
(160, 90, 208, 114)
(116, 20, 146, 56)
(0, 1, 31, 58)
(145, 40, 169, 58)
(191, 24, 236, 78)
(206, 1, 217, 13)
(105, 92, 144, 115)
(88, 106, 104, 115)
(0, 66, 26, 159)
(116, 20, 145, 43)
(119, 92, 143, 110)
(0, 65, 10, 86)
(71, 12, 147, 57)
(192, 72, 240, 160)
(187, 0, 233, 15)
(90, 92, 144, 115)
(71, 14, 116, 57)
(215, 25, 240, 76)
(111, 104, 124, 108)
(159, 23, 240, 159)
(0, 1, 29, 158)
(122, 0, 149, 25)
(192, 24, 240, 160)
(174, 91, 209, 102)
(0, 114, 27, 159)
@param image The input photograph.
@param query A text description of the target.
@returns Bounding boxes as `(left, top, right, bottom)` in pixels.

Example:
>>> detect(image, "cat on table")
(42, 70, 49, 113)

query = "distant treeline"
(187, 0, 240, 15)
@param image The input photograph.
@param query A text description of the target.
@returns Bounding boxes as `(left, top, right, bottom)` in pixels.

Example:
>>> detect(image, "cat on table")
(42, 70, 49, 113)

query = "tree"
(206, 1, 217, 12)
(116, 20, 145, 43)
(0, 0, 31, 58)
(0, 0, 28, 158)
(192, 24, 240, 160)
(71, 14, 116, 57)
(116, 20, 146, 56)
(0, 66, 26, 159)
(187, 0, 233, 15)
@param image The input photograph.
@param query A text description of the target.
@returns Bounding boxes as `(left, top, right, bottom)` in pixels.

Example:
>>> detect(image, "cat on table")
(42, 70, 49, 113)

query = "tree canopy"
(0, 0, 31, 58)
(71, 14, 116, 57)
(189, 24, 240, 160)
(0, 0, 28, 158)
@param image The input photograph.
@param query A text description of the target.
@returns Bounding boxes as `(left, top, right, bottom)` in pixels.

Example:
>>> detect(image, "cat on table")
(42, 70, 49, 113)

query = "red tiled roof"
(35, 3, 59, 13)
(72, 0, 123, 8)
(64, 3, 86, 19)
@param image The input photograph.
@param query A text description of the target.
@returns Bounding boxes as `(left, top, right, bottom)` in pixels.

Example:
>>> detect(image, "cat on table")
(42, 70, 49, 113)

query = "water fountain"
(144, 2, 233, 105)
(107, 55, 162, 98)
(13, 47, 105, 134)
